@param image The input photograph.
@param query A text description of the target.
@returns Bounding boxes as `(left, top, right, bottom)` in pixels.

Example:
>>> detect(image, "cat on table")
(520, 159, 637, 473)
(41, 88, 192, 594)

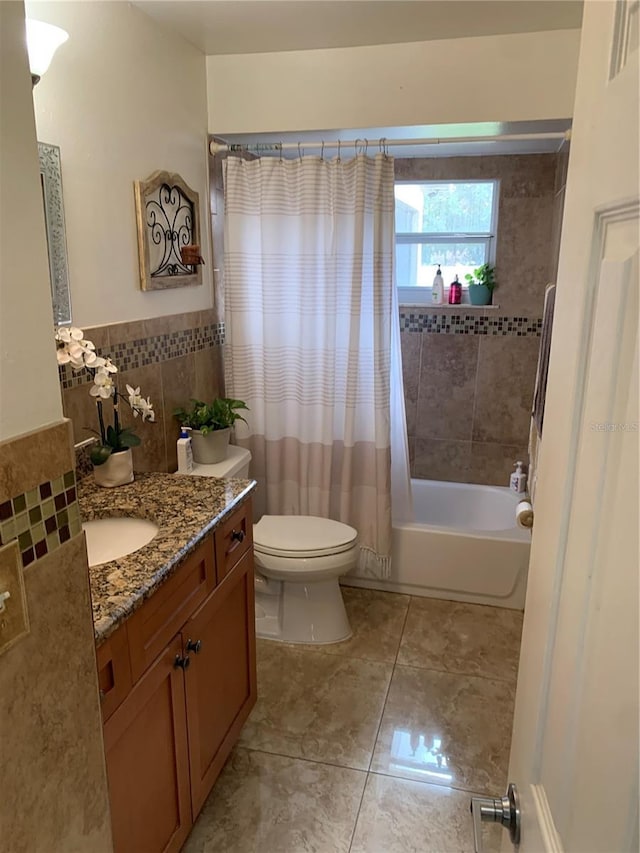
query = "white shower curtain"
(223, 153, 409, 578)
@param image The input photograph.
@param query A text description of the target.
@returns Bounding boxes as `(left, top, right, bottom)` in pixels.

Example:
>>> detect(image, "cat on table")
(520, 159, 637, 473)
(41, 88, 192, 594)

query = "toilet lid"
(253, 515, 358, 558)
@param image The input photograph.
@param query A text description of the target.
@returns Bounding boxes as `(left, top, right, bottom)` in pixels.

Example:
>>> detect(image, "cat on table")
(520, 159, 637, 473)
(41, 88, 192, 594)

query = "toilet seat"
(253, 515, 358, 559)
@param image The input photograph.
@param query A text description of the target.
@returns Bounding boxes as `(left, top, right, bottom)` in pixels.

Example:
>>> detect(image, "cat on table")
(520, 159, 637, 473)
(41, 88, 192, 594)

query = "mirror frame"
(38, 141, 72, 325)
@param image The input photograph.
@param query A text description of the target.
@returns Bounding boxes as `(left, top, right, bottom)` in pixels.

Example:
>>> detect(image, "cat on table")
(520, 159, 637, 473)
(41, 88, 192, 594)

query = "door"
(477, 3, 639, 852)
(103, 634, 192, 853)
(184, 548, 257, 816)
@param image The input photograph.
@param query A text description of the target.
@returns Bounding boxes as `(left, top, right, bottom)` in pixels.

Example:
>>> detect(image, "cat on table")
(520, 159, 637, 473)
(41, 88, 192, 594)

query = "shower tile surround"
(59, 309, 226, 474)
(397, 153, 562, 486)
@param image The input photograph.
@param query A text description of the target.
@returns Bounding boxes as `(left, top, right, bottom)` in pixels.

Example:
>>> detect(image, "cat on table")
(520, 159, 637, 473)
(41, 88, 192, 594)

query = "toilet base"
(255, 576, 352, 644)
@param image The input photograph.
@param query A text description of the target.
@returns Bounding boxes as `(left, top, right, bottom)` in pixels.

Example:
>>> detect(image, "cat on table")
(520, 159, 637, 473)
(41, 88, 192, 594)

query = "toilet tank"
(190, 444, 251, 479)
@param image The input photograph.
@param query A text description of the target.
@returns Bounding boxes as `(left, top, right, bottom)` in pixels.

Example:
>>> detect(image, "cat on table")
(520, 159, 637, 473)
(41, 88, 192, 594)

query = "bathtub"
(345, 479, 530, 610)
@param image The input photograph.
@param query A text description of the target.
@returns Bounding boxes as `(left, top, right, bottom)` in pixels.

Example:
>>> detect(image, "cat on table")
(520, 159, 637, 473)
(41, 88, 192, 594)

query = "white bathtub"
(345, 479, 530, 610)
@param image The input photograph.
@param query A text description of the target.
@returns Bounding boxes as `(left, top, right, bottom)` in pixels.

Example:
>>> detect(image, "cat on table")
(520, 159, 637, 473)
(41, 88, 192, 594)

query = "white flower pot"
(93, 448, 134, 488)
(190, 428, 230, 464)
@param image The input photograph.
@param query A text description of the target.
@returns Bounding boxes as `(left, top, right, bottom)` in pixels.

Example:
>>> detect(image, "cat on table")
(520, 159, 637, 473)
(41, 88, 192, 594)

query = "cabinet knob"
(174, 654, 190, 670)
(231, 529, 245, 543)
(186, 638, 202, 654)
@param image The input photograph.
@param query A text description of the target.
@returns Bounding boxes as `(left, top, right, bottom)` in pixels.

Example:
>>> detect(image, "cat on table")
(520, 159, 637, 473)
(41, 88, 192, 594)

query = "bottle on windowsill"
(431, 266, 444, 305)
(448, 275, 462, 305)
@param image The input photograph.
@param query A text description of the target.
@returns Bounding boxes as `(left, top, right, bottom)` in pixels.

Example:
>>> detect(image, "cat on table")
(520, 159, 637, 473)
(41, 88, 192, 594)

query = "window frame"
(394, 178, 500, 305)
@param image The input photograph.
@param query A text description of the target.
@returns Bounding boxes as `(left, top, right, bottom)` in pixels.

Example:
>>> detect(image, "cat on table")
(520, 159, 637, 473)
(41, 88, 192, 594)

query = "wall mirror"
(38, 141, 72, 325)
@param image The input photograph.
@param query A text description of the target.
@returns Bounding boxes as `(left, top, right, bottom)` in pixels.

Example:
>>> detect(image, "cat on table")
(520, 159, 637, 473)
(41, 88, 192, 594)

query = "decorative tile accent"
(58, 322, 226, 390)
(0, 471, 81, 569)
(399, 313, 542, 336)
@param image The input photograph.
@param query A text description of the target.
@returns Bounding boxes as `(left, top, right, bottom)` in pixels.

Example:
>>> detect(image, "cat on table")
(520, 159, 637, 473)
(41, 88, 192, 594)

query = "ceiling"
(133, 0, 583, 56)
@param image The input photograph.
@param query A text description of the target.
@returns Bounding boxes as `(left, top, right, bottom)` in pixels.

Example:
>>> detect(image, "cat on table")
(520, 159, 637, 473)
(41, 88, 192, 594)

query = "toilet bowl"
(183, 446, 358, 644)
(253, 515, 358, 644)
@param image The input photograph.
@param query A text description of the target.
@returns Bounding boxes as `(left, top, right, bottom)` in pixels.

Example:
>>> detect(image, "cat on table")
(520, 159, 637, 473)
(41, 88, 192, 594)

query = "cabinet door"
(103, 634, 191, 853)
(184, 548, 257, 816)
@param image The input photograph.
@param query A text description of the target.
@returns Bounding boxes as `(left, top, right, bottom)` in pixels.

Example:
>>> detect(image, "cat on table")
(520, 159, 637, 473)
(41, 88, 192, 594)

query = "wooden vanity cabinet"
(100, 499, 256, 853)
(103, 635, 192, 853)
(184, 547, 256, 816)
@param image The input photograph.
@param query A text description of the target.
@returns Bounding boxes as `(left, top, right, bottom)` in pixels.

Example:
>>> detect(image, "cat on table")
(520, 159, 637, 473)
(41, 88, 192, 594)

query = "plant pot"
(93, 448, 134, 488)
(468, 284, 492, 306)
(190, 428, 231, 464)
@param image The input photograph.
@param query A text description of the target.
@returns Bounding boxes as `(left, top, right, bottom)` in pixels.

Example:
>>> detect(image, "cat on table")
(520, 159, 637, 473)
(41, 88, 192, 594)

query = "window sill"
(399, 303, 501, 310)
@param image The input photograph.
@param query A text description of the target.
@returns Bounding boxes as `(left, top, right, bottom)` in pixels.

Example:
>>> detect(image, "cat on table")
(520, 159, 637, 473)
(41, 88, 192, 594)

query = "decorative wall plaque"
(134, 170, 202, 291)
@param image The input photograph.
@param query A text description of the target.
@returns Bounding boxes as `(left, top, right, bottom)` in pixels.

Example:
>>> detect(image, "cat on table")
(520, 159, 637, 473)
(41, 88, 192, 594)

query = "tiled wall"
(398, 154, 558, 486)
(0, 420, 112, 849)
(60, 308, 225, 473)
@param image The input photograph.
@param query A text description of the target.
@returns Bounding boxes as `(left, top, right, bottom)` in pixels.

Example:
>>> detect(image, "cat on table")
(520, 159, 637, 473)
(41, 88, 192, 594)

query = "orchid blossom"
(55, 326, 155, 465)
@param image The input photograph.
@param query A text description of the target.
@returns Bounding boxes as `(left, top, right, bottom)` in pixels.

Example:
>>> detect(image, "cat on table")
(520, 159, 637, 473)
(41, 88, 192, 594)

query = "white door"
(472, 2, 639, 851)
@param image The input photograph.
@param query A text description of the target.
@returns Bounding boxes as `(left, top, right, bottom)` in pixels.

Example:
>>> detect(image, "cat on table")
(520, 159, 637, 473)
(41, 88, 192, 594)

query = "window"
(395, 180, 499, 303)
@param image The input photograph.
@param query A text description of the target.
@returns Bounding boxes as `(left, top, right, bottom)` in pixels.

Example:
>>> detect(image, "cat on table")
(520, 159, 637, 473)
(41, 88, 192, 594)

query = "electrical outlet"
(0, 540, 30, 655)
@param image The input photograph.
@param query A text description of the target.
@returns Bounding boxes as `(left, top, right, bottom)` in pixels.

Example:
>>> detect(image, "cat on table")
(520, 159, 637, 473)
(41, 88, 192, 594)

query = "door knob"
(231, 529, 245, 543)
(174, 654, 190, 670)
(186, 638, 202, 654)
(470, 783, 520, 853)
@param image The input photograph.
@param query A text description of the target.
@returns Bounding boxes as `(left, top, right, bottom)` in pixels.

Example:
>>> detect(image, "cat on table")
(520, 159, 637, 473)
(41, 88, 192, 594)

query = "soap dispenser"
(510, 461, 527, 494)
(177, 427, 194, 474)
(432, 266, 444, 305)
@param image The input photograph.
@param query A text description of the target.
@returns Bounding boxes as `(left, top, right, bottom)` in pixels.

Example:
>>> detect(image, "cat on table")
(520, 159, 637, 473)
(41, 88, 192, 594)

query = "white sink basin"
(83, 517, 159, 567)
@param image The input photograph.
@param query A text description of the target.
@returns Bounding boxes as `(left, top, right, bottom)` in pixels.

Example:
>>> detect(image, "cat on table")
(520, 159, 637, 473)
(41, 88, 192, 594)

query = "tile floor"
(184, 588, 524, 853)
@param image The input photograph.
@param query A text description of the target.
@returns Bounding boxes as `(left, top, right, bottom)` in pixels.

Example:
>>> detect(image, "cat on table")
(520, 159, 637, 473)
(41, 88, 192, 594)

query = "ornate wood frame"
(134, 170, 202, 291)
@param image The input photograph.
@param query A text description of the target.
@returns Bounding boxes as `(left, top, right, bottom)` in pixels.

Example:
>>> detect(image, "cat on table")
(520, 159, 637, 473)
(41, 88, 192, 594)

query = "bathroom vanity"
(80, 474, 257, 853)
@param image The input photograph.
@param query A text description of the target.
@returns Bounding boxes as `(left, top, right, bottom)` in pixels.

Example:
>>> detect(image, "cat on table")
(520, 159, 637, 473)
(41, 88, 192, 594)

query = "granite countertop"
(78, 473, 256, 645)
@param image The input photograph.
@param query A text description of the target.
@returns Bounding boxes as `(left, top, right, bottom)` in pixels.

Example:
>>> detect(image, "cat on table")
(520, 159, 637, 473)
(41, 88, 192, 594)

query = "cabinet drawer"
(96, 622, 132, 723)
(214, 500, 253, 584)
(127, 536, 215, 682)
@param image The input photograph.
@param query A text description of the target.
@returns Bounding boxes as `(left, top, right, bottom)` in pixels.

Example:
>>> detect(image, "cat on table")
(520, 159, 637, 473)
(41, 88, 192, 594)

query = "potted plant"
(465, 263, 496, 306)
(55, 327, 155, 487)
(174, 398, 249, 464)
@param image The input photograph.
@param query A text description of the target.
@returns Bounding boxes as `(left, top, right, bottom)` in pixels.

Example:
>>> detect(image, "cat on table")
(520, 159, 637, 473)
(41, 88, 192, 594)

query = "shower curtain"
(223, 153, 409, 578)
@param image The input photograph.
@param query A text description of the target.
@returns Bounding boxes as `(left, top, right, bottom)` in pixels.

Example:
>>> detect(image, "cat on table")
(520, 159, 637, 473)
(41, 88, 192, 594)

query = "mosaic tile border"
(399, 314, 542, 336)
(0, 471, 81, 569)
(59, 321, 226, 390)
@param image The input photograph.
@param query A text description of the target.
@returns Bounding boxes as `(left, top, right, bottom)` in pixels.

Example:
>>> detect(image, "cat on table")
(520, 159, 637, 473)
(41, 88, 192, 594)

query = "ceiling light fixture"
(26, 19, 68, 87)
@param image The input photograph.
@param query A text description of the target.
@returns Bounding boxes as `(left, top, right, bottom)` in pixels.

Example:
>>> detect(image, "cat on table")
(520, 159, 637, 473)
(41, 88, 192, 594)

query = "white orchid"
(90, 370, 115, 399)
(126, 385, 155, 422)
(55, 325, 155, 465)
(55, 326, 100, 369)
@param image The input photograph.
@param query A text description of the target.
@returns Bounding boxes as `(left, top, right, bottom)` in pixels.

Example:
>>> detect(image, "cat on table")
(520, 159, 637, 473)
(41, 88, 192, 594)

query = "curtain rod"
(209, 131, 570, 156)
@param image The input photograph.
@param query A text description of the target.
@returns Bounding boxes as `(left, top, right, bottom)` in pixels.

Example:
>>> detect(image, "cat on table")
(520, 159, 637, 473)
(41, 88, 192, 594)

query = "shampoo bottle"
(432, 266, 444, 305)
(510, 461, 527, 494)
(177, 427, 194, 474)
(448, 274, 462, 305)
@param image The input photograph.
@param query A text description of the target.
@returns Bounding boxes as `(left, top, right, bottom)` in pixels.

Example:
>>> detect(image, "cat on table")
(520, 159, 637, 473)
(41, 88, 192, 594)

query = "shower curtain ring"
(337, 139, 341, 161)
(279, 142, 283, 162)
(321, 140, 325, 160)
(298, 142, 303, 160)
(364, 138, 369, 156)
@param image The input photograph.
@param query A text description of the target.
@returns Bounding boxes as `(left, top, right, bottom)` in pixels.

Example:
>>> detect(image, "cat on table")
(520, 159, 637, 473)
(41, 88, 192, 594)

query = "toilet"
(186, 446, 358, 644)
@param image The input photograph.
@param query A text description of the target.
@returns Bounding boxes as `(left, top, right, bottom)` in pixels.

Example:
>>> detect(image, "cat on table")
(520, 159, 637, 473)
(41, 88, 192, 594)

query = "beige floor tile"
(351, 773, 502, 853)
(240, 642, 393, 770)
(398, 597, 523, 682)
(371, 665, 515, 795)
(183, 748, 366, 853)
(278, 586, 409, 663)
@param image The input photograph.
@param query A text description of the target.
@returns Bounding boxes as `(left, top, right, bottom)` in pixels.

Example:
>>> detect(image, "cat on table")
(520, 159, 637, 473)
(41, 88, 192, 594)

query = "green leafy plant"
(174, 398, 249, 434)
(464, 263, 496, 291)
